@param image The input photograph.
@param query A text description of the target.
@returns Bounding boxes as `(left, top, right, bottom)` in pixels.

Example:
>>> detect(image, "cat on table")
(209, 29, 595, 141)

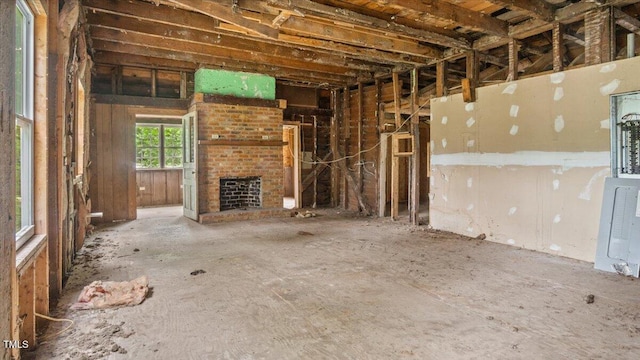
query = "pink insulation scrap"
(72, 276, 149, 310)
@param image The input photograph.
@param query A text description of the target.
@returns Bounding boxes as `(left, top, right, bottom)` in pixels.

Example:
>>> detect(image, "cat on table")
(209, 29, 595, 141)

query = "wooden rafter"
(258, 0, 470, 49)
(484, 0, 556, 22)
(166, 0, 279, 39)
(368, 0, 508, 36)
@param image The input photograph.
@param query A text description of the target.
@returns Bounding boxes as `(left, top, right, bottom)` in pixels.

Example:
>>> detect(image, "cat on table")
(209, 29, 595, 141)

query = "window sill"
(16, 234, 47, 274)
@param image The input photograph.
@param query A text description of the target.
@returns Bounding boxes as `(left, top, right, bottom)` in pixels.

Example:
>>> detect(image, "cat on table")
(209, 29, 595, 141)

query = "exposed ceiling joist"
(368, 0, 509, 36)
(257, 0, 470, 48)
(485, 0, 556, 22)
(166, 0, 279, 39)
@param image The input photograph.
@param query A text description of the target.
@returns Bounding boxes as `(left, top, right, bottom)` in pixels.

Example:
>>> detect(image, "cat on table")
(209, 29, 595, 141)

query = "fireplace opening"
(220, 177, 262, 211)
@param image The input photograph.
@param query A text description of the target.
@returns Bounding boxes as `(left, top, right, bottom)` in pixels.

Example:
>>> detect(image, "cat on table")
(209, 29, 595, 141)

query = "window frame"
(15, 0, 35, 248)
(135, 123, 183, 170)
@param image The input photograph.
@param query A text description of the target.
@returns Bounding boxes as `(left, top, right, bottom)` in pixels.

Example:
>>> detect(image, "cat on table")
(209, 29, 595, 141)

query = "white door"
(182, 111, 198, 220)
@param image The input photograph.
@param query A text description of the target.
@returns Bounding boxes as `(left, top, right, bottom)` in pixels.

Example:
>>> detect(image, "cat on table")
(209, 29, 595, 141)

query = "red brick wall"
(194, 101, 283, 213)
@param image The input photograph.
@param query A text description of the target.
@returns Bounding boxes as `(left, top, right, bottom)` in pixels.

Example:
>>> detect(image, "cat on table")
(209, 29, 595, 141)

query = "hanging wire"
(291, 97, 430, 166)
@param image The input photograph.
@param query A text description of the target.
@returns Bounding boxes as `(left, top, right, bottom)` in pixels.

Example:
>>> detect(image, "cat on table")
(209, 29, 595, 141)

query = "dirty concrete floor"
(30, 207, 640, 359)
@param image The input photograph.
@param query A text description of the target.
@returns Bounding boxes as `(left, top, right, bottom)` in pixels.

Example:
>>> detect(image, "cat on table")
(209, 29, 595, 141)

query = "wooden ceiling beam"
(166, 0, 279, 39)
(367, 0, 508, 36)
(88, 27, 374, 76)
(244, 13, 443, 59)
(473, 0, 640, 52)
(85, 3, 413, 69)
(614, 7, 640, 35)
(91, 43, 357, 85)
(93, 51, 196, 71)
(484, 0, 556, 22)
(86, 12, 382, 71)
(254, 0, 470, 49)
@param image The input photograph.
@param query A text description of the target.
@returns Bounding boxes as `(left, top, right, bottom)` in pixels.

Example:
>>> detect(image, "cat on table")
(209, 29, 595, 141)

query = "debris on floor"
(190, 269, 206, 276)
(584, 294, 595, 304)
(71, 276, 149, 310)
(297, 231, 314, 236)
(292, 210, 317, 218)
(476, 233, 487, 240)
(612, 262, 634, 276)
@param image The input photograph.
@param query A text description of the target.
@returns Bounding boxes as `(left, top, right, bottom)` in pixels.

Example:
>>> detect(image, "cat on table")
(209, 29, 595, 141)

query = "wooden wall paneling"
(89, 100, 100, 218)
(166, 170, 183, 204)
(111, 105, 128, 220)
(99, 103, 114, 221)
(152, 171, 168, 206)
(18, 266, 35, 347)
(126, 109, 137, 219)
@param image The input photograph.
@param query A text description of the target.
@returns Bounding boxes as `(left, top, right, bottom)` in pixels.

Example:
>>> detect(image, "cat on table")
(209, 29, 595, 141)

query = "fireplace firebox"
(219, 177, 262, 211)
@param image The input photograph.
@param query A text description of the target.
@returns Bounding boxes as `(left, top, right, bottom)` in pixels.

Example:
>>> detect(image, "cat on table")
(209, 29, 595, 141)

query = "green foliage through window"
(136, 124, 183, 169)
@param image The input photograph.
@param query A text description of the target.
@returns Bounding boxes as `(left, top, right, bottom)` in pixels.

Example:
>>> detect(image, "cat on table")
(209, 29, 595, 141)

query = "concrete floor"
(31, 207, 640, 359)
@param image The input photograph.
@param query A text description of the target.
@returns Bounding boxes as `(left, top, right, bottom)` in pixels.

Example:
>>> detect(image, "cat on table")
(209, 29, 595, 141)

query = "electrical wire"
(291, 97, 430, 166)
(35, 312, 74, 341)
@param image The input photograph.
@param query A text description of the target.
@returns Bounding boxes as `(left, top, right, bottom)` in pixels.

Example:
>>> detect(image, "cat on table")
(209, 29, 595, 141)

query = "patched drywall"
(430, 57, 640, 262)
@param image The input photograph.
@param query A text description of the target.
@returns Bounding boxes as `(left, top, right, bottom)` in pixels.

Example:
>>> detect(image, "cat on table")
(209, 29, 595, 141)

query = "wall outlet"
(211, 134, 220, 139)
(139, 187, 146, 191)
(262, 135, 270, 140)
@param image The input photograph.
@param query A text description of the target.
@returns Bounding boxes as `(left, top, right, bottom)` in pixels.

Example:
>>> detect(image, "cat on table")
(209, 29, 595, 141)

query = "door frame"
(182, 111, 198, 220)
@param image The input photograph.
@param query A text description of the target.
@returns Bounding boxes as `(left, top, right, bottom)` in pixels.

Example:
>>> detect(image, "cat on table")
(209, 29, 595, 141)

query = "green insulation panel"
(194, 69, 276, 100)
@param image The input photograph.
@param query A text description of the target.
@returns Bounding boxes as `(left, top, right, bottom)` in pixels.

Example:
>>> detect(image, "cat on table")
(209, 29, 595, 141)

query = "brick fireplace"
(191, 94, 286, 221)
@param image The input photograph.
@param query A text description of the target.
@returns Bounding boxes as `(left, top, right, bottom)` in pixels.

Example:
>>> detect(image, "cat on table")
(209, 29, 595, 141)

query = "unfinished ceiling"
(83, 0, 640, 88)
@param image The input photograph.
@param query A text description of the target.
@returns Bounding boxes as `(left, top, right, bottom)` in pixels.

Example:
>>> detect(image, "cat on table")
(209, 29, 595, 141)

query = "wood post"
(585, 6, 614, 65)
(464, 50, 478, 102)
(357, 82, 363, 199)
(312, 116, 318, 208)
(552, 22, 565, 72)
(391, 71, 402, 219)
(151, 69, 157, 97)
(436, 60, 448, 97)
(410, 68, 420, 225)
(392, 71, 402, 129)
(1, 0, 17, 353)
(330, 89, 339, 208)
(341, 87, 349, 208)
(508, 38, 519, 81)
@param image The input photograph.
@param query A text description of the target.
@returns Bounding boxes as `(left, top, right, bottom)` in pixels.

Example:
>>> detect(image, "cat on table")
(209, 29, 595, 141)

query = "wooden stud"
(552, 22, 565, 72)
(35, 246, 49, 331)
(330, 89, 339, 208)
(410, 68, 420, 225)
(391, 151, 399, 220)
(585, 7, 613, 65)
(151, 69, 157, 97)
(466, 50, 478, 88)
(378, 134, 390, 217)
(0, 0, 17, 350)
(18, 265, 36, 347)
(508, 38, 519, 81)
(180, 71, 187, 99)
(357, 82, 363, 199)
(461, 78, 475, 103)
(313, 116, 318, 208)
(436, 60, 448, 97)
(392, 72, 402, 129)
(341, 88, 349, 208)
